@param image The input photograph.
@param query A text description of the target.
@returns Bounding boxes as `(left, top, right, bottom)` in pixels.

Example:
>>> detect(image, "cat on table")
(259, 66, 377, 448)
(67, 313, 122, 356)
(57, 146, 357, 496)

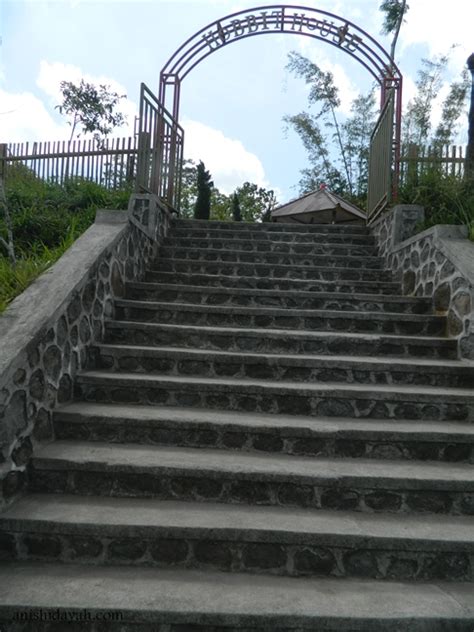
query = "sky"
(0, 0, 473, 203)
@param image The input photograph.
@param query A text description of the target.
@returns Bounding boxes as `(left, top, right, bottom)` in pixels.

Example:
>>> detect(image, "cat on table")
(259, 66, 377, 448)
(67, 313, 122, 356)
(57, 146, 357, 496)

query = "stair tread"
(156, 256, 391, 274)
(149, 270, 400, 287)
(3, 494, 473, 546)
(1, 563, 472, 627)
(127, 281, 428, 303)
(161, 245, 379, 259)
(55, 402, 474, 439)
(115, 298, 442, 321)
(165, 242, 378, 254)
(94, 342, 473, 371)
(106, 320, 455, 345)
(77, 370, 474, 399)
(173, 219, 370, 232)
(33, 441, 474, 486)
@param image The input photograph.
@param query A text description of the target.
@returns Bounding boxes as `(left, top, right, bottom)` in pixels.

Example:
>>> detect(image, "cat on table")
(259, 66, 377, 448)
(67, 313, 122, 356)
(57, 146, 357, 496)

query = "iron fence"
(135, 82, 184, 211)
(367, 90, 395, 223)
(1, 83, 184, 212)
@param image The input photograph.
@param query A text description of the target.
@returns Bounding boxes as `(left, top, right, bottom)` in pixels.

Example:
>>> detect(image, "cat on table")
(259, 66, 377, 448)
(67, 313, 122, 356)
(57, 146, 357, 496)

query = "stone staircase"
(1, 219, 474, 631)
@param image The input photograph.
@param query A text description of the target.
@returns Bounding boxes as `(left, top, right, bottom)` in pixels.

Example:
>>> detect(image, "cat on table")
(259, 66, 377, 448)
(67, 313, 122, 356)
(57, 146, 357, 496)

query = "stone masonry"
(372, 205, 474, 359)
(0, 212, 473, 630)
(0, 196, 171, 510)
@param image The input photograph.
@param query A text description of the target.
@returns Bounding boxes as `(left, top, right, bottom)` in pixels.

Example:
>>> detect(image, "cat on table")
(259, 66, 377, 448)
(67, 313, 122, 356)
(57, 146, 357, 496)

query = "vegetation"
(181, 159, 277, 222)
(284, 51, 378, 203)
(193, 161, 213, 220)
(466, 54, 474, 178)
(0, 164, 130, 313)
(379, 0, 409, 61)
(399, 169, 474, 240)
(398, 52, 474, 239)
(55, 79, 126, 145)
(232, 193, 242, 222)
(403, 51, 470, 147)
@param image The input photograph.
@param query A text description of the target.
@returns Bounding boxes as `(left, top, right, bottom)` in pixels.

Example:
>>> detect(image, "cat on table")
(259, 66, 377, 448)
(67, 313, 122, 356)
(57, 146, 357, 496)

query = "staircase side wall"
(371, 205, 474, 360)
(0, 195, 171, 511)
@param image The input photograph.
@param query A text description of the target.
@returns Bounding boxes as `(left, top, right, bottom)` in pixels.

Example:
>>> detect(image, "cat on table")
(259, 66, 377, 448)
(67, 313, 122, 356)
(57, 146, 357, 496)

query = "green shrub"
(399, 169, 474, 240)
(0, 169, 131, 311)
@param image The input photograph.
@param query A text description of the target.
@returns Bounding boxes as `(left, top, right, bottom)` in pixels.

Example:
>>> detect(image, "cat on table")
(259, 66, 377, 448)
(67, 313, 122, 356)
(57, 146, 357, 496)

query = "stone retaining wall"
(0, 195, 171, 510)
(371, 205, 474, 360)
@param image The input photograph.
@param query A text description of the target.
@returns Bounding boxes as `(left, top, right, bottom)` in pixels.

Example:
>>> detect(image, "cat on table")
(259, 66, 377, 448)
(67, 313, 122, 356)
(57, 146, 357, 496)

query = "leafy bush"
(1, 173, 129, 256)
(0, 169, 131, 312)
(399, 169, 474, 240)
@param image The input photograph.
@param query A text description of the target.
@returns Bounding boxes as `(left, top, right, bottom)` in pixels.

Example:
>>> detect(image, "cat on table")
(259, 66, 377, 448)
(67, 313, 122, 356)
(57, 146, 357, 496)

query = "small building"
(271, 188, 366, 225)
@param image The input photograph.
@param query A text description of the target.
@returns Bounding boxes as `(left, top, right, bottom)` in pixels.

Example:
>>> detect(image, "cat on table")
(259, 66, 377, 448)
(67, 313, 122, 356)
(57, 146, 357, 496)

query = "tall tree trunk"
(466, 54, 474, 179)
(390, 0, 407, 62)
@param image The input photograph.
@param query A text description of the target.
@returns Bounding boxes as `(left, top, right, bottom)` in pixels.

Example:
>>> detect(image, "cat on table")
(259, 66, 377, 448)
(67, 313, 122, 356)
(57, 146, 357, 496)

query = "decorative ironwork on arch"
(159, 5, 402, 117)
(157, 4, 403, 217)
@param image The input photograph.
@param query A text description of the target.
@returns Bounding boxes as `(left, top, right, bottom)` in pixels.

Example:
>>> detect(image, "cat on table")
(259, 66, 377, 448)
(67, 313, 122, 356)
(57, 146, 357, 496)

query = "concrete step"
(74, 370, 474, 422)
(163, 236, 379, 256)
(157, 246, 384, 269)
(156, 257, 394, 282)
(173, 218, 371, 235)
(2, 495, 473, 581)
(30, 441, 474, 515)
(1, 563, 473, 631)
(104, 321, 459, 360)
(146, 270, 402, 295)
(92, 344, 474, 390)
(54, 402, 474, 463)
(114, 299, 446, 337)
(125, 282, 432, 315)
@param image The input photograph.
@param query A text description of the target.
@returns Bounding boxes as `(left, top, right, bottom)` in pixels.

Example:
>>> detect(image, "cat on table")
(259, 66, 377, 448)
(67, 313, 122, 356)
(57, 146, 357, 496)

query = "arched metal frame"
(159, 4, 403, 208)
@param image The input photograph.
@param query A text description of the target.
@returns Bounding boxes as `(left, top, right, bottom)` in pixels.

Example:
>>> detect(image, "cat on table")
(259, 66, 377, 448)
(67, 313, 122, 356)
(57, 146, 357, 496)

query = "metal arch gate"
(138, 4, 402, 218)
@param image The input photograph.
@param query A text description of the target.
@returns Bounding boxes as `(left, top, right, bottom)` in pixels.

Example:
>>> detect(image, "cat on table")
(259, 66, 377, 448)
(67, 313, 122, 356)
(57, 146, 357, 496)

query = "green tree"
(55, 79, 126, 146)
(467, 54, 474, 179)
(284, 51, 377, 199)
(342, 91, 378, 197)
(285, 52, 352, 194)
(403, 54, 449, 145)
(210, 188, 232, 220)
(233, 182, 277, 222)
(232, 193, 242, 221)
(194, 161, 213, 220)
(179, 159, 199, 218)
(379, 0, 409, 61)
(433, 70, 471, 146)
(403, 50, 470, 147)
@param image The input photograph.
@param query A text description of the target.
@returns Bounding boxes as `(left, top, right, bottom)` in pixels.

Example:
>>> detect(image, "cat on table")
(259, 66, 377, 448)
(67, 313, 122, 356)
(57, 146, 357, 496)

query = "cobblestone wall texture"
(371, 206, 474, 360)
(0, 195, 171, 509)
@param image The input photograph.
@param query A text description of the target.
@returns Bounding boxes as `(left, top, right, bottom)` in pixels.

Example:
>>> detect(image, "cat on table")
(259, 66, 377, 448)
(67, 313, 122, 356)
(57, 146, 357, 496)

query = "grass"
(0, 168, 130, 314)
(399, 169, 474, 241)
(0, 219, 83, 313)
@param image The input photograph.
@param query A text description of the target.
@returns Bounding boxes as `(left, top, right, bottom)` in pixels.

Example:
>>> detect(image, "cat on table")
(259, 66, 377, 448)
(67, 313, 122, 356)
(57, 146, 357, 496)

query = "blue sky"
(0, 0, 472, 202)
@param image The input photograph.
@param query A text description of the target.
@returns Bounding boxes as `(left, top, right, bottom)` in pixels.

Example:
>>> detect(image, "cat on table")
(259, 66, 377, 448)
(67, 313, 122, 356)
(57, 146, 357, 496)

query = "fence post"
(406, 143, 418, 188)
(0, 144, 7, 182)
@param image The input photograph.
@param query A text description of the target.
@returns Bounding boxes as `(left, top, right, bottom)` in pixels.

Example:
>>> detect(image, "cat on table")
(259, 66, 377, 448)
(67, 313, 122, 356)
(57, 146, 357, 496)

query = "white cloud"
(0, 90, 67, 142)
(400, 0, 472, 68)
(182, 118, 280, 195)
(0, 60, 138, 143)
